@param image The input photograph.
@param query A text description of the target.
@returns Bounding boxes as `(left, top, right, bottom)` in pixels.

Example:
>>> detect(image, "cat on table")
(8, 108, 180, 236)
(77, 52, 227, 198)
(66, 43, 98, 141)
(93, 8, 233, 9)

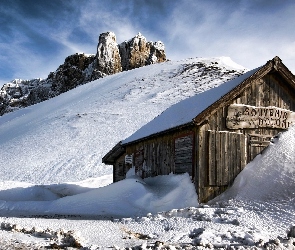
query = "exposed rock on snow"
(0, 53, 101, 116)
(0, 222, 83, 249)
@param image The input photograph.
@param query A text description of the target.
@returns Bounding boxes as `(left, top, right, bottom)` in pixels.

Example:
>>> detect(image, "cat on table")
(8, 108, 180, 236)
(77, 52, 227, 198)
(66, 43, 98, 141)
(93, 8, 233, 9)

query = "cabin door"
(247, 134, 272, 162)
(207, 130, 247, 186)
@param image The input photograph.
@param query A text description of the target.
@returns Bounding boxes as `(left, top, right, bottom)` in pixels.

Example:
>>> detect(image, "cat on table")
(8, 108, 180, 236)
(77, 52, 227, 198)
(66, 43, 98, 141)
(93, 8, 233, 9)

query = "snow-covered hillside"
(0, 57, 245, 184)
(1, 57, 295, 249)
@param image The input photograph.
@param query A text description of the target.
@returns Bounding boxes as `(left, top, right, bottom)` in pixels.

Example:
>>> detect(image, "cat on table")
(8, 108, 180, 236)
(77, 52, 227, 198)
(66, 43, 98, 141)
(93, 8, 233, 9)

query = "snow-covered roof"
(122, 67, 260, 144)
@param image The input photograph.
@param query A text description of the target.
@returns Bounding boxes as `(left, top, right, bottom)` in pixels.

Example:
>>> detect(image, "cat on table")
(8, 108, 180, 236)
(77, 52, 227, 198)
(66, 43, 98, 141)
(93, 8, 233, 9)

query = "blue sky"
(1, 0, 295, 85)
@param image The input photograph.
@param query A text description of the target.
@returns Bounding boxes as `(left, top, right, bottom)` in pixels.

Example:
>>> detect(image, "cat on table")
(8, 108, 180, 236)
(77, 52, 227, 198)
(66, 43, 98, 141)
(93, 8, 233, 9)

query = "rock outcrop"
(119, 32, 166, 71)
(97, 32, 166, 73)
(0, 32, 166, 116)
(97, 32, 122, 75)
(47, 53, 101, 93)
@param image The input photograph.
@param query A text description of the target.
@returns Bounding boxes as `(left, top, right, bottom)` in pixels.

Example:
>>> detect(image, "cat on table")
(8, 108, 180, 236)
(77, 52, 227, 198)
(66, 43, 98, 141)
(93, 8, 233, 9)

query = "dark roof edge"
(271, 56, 295, 85)
(122, 121, 194, 146)
(102, 141, 125, 165)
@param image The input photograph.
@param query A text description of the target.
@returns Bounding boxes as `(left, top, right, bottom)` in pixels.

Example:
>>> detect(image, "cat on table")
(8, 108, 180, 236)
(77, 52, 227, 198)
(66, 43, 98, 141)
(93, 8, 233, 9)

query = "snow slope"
(0, 57, 245, 184)
(0, 173, 197, 218)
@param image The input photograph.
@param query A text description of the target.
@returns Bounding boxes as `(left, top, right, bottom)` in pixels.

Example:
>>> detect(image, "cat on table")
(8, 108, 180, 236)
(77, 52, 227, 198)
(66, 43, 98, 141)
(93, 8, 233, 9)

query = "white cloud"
(160, 0, 295, 72)
(78, 1, 139, 43)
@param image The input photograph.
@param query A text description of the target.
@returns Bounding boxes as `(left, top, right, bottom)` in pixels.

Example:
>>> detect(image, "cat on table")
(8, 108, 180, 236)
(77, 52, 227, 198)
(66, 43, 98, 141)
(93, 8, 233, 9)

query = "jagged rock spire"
(97, 32, 122, 75)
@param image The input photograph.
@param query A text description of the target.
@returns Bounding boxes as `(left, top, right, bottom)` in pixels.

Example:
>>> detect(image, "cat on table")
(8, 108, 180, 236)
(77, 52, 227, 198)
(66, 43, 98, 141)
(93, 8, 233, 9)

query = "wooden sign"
(226, 104, 295, 129)
(124, 154, 133, 165)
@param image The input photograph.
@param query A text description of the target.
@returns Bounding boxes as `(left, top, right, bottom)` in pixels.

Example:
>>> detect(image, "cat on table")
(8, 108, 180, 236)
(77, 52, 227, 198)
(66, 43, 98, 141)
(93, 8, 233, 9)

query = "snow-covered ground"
(0, 127, 294, 249)
(0, 57, 294, 249)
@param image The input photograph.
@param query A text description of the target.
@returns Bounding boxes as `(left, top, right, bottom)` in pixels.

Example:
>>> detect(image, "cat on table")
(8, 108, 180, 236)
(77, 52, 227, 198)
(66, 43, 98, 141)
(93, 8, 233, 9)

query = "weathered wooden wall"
(113, 154, 127, 182)
(174, 133, 194, 176)
(113, 129, 195, 181)
(197, 72, 295, 202)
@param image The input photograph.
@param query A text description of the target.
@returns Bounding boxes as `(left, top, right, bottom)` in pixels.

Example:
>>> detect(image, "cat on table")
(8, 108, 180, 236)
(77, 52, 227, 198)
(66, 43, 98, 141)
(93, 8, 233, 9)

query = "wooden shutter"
(174, 133, 194, 176)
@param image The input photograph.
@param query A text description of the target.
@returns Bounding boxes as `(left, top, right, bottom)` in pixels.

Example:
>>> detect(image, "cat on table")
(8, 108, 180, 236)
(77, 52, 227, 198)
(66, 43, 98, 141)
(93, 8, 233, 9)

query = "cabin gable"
(195, 65, 295, 202)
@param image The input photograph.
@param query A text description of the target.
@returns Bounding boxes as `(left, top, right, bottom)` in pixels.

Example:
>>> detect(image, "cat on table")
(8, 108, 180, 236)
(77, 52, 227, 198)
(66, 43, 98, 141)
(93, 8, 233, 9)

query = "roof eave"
(102, 141, 125, 165)
(122, 121, 194, 146)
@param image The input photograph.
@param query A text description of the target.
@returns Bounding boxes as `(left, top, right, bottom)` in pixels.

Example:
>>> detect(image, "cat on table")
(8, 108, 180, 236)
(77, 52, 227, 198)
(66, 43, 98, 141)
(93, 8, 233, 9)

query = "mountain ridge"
(0, 32, 166, 116)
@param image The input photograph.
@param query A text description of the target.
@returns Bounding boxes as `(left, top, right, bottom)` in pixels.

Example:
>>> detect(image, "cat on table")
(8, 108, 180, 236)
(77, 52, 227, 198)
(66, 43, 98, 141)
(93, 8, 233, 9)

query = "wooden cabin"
(102, 56, 295, 203)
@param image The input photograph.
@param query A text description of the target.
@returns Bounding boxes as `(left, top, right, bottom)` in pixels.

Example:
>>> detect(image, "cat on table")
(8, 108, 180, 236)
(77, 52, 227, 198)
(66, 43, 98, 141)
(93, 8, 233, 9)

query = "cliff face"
(97, 32, 122, 75)
(0, 32, 166, 116)
(119, 32, 166, 71)
(97, 32, 166, 74)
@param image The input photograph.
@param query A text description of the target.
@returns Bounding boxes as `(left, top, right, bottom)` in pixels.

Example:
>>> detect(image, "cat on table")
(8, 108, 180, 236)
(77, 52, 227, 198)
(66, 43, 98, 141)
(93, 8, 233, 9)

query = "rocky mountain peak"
(0, 32, 167, 116)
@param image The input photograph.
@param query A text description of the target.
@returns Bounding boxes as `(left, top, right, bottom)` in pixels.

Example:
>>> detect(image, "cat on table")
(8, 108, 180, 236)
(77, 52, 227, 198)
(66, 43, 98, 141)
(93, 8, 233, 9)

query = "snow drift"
(0, 173, 198, 218)
(214, 125, 295, 202)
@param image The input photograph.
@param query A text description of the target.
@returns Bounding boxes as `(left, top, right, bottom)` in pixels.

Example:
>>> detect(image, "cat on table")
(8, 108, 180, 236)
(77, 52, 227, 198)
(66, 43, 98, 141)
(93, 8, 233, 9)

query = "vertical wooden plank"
(197, 125, 208, 202)
(163, 139, 168, 174)
(250, 82, 256, 106)
(254, 80, 260, 106)
(216, 110, 220, 131)
(170, 138, 175, 173)
(208, 131, 216, 185)
(222, 132, 229, 185)
(240, 133, 247, 170)
(151, 141, 157, 174)
(239, 87, 247, 104)
(134, 146, 144, 176)
(156, 142, 160, 174)
(262, 76, 268, 106)
(231, 133, 237, 178)
(208, 111, 216, 130)
(236, 133, 241, 175)
(228, 132, 234, 184)
(269, 75, 279, 107)
(219, 131, 225, 185)
(166, 139, 170, 174)
(147, 143, 152, 175)
(215, 131, 222, 186)
(258, 79, 264, 107)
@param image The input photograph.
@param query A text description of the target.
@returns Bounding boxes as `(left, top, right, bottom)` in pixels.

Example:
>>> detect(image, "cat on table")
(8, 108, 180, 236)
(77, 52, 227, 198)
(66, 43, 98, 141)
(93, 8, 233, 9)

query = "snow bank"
(47, 173, 198, 218)
(0, 173, 198, 218)
(215, 125, 295, 202)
